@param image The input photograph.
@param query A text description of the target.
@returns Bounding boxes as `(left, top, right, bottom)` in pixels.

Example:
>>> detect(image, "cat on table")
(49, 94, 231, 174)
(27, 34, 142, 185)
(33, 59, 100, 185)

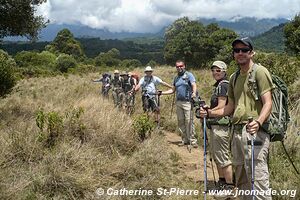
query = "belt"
(232, 124, 246, 132)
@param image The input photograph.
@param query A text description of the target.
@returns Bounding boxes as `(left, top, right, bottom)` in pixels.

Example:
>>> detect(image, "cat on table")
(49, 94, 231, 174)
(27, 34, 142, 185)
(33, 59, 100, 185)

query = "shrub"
(56, 54, 77, 73)
(0, 50, 17, 97)
(132, 114, 155, 141)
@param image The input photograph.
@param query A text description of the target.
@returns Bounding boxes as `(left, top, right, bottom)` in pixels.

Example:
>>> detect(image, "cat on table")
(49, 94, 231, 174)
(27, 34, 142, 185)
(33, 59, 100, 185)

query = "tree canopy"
(0, 0, 48, 40)
(284, 14, 300, 55)
(45, 29, 85, 59)
(164, 17, 237, 68)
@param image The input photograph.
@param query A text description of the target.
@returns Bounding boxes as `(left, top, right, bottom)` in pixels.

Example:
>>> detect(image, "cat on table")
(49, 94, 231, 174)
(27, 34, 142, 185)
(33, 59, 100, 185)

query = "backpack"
(232, 64, 290, 142)
(131, 73, 140, 84)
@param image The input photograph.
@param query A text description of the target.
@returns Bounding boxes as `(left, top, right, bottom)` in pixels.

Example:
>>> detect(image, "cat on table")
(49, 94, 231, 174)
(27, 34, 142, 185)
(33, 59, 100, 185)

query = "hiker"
(128, 72, 138, 88)
(206, 61, 234, 192)
(198, 37, 274, 200)
(111, 70, 124, 108)
(160, 60, 198, 148)
(120, 71, 135, 110)
(134, 66, 172, 124)
(92, 72, 111, 98)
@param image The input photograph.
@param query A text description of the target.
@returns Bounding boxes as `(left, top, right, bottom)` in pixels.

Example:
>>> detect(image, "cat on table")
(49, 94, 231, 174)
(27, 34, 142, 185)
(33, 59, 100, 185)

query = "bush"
(121, 59, 142, 69)
(132, 114, 155, 141)
(254, 52, 299, 86)
(56, 54, 77, 73)
(0, 50, 17, 97)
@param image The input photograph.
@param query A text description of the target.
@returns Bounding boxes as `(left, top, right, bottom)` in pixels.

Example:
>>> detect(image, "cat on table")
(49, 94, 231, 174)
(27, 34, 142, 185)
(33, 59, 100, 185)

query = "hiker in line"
(120, 71, 135, 109)
(111, 70, 124, 108)
(92, 72, 111, 98)
(198, 37, 274, 200)
(134, 66, 172, 124)
(206, 61, 234, 193)
(128, 72, 138, 88)
(160, 60, 198, 147)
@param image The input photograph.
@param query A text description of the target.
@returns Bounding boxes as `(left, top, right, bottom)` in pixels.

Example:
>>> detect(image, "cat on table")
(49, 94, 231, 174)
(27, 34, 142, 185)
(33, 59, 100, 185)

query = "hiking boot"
(213, 183, 236, 200)
(177, 141, 189, 146)
(191, 142, 198, 148)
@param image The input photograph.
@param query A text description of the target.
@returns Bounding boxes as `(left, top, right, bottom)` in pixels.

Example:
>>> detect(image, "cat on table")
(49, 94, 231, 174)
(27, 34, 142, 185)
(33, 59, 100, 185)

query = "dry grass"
(1, 67, 299, 200)
(0, 73, 202, 200)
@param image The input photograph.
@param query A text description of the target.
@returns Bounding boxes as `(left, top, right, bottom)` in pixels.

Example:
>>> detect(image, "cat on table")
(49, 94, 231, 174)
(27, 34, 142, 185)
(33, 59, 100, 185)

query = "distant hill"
(4, 24, 161, 42)
(3, 17, 288, 42)
(252, 23, 286, 53)
(199, 17, 288, 37)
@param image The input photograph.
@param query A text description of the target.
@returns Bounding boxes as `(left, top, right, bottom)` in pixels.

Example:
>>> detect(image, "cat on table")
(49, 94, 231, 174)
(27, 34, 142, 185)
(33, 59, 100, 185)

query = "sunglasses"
(233, 48, 251, 53)
(176, 65, 184, 68)
(211, 69, 222, 73)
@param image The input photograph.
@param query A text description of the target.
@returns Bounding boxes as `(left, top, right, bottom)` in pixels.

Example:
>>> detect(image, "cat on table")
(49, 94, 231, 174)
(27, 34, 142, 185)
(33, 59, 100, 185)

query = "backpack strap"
(232, 64, 260, 101)
(248, 64, 260, 101)
(216, 79, 229, 97)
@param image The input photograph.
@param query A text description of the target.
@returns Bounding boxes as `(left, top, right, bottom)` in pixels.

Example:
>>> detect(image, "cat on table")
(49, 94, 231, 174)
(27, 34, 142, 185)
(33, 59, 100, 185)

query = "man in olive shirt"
(199, 37, 274, 200)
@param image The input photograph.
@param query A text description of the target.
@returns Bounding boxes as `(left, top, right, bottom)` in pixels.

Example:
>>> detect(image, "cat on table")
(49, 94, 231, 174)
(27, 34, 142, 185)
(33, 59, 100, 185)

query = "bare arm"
(134, 83, 141, 92)
(247, 91, 272, 134)
(161, 81, 173, 89)
(211, 96, 227, 111)
(161, 86, 175, 95)
(200, 99, 234, 118)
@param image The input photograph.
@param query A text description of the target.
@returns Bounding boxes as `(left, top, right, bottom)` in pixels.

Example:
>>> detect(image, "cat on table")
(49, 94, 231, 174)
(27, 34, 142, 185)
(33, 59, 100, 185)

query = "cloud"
(37, 0, 300, 33)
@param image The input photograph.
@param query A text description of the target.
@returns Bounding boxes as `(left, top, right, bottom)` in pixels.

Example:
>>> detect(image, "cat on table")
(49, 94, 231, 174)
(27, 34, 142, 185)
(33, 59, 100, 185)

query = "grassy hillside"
(0, 67, 299, 199)
(0, 72, 205, 199)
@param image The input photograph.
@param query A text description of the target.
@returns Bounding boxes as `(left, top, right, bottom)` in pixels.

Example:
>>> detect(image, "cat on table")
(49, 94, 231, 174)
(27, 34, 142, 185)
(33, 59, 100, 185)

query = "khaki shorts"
(210, 125, 232, 168)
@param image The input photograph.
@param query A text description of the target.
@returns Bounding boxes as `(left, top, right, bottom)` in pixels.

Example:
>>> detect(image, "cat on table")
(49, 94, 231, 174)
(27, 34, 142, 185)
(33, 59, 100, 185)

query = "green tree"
(56, 54, 77, 73)
(284, 14, 300, 55)
(0, 0, 48, 40)
(46, 29, 85, 59)
(94, 48, 121, 67)
(0, 50, 17, 97)
(164, 17, 237, 67)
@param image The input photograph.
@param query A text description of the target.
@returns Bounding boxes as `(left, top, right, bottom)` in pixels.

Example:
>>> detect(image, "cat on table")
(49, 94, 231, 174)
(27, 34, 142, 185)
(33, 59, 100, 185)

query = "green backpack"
(233, 64, 290, 142)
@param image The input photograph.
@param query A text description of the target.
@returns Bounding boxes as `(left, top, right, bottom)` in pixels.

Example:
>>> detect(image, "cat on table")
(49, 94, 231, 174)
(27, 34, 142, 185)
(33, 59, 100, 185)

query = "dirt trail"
(164, 131, 218, 183)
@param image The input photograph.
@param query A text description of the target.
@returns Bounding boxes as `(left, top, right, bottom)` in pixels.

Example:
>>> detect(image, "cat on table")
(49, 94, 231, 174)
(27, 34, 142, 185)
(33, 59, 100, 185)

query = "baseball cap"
(211, 61, 227, 71)
(232, 37, 254, 50)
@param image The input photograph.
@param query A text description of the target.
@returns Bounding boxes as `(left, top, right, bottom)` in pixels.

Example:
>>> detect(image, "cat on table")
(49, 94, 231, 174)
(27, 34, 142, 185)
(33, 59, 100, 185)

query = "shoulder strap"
(248, 64, 260, 101)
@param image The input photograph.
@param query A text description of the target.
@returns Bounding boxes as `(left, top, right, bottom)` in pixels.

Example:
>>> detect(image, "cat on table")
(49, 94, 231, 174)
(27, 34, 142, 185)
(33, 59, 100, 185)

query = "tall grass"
(0, 73, 204, 199)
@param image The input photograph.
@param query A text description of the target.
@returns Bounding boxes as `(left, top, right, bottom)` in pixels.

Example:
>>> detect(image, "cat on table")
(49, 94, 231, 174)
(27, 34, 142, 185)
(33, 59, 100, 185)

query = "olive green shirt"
(228, 64, 275, 124)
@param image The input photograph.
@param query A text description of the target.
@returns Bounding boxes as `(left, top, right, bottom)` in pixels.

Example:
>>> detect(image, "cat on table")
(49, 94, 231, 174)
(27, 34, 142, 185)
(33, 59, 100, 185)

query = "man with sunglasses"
(161, 60, 198, 148)
(199, 37, 274, 200)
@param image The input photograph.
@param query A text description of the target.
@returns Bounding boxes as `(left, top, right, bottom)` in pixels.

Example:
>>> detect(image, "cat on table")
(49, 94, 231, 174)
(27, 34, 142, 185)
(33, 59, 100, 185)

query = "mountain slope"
(252, 23, 286, 52)
(199, 17, 288, 37)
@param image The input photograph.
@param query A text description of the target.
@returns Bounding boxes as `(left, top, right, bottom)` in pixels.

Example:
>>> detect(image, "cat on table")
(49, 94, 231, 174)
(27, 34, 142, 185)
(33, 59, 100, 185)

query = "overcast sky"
(37, 0, 300, 33)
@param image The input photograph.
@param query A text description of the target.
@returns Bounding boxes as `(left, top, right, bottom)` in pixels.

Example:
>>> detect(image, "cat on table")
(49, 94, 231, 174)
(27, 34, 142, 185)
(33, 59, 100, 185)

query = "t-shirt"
(139, 75, 162, 96)
(210, 78, 228, 109)
(228, 64, 275, 124)
(111, 76, 122, 88)
(173, 71, 196, 101)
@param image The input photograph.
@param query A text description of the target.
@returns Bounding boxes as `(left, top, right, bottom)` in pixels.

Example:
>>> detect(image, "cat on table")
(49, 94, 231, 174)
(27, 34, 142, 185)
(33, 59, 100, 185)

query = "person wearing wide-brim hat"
(134, 66, 172, 126)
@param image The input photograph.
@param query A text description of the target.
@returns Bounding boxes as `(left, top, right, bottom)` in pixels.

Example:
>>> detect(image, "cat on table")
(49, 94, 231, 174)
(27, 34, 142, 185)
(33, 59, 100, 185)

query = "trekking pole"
(248, 117, 255, 200)
(157, 91, 162, 128)
(210, 156, 217, 187)
(203, 113, 208, 200)
(170, 92, 175, 118)
(187, 101, 193, 153)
